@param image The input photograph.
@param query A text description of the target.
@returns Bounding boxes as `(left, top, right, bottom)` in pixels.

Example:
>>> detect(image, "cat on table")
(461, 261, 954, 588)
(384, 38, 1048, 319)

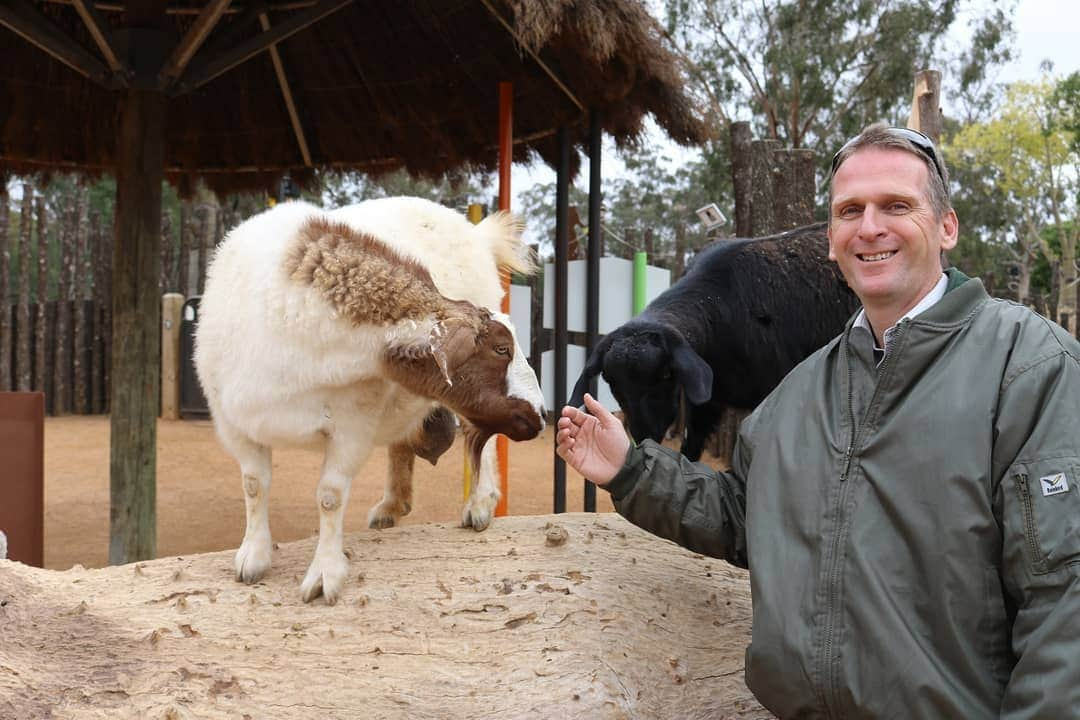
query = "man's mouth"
(857, 250, 896, 262)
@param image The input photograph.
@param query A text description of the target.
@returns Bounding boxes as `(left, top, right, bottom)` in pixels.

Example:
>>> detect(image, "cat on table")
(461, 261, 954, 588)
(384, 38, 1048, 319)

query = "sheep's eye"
(494, 345, 511, 356)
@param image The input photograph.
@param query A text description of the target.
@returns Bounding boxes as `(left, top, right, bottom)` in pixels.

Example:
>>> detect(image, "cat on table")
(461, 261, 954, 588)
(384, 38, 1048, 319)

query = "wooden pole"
(53, 192, 75, 415)
(109, 4, 167, 564)
(730, 121, 753, 237)
(908, 70, 943, 145)
(495, 81, 511, 517)
(160, 292, 183, 421)
(73, 186, 90, 413)
(0, 181, 11, 392)
(15, 183, 33, 391)
(32, 195, 49, 405)
(750, 139, 779, 236)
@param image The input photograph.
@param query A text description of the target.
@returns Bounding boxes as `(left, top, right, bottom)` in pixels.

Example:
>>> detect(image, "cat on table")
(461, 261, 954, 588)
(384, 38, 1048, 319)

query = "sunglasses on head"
(830, 126, 946, 186)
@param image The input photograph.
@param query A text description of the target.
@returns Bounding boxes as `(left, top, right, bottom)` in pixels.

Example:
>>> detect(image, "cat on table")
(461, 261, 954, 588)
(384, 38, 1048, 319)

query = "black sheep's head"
(569, 323, 713, 445)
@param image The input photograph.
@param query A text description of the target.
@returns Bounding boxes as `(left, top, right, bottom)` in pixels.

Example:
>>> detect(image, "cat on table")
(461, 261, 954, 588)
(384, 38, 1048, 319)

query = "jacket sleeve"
(603, 420, 754, 568)
(992, 345, 1080, 720)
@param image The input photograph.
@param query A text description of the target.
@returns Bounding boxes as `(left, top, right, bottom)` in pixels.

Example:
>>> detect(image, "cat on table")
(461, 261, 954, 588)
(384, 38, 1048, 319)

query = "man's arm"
(993, 347, 1080, 719)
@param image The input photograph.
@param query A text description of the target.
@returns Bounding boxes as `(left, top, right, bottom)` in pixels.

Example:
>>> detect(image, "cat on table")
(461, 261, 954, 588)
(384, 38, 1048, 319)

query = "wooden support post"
(160, 293, 183, 421)
(552, 125, 570, 515)
(110, 13, 167, 561)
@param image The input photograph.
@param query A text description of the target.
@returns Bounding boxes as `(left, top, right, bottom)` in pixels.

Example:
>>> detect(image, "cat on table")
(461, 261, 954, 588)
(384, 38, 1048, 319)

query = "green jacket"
(607, 269, 1080, 719)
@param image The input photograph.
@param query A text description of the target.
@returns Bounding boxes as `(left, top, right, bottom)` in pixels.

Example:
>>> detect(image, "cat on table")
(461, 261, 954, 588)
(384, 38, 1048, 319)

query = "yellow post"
(160, 293, 185, 420)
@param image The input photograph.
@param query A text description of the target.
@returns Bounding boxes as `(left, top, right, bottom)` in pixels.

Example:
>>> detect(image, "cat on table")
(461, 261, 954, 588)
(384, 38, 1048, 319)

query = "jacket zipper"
(1013, 473, 1045, 572)
(820, 321, 905, 717)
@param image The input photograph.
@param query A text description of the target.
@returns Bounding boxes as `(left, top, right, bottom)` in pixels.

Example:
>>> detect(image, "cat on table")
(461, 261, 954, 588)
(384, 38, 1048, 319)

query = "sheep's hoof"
(366, 501, 410, 530)
(462, 495, 497, 532)
(300, 552, 349, 605)
(234, 537, 272, 583)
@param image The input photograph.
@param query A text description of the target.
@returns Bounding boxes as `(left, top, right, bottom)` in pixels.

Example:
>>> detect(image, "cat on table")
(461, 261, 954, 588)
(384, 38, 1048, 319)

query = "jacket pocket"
(1011, 461, 1080, 575)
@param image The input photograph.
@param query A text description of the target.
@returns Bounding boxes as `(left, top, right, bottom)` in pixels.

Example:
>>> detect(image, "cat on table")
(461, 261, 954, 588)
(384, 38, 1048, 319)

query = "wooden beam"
(158, 0, 232, 90)
(478, 0, 585, 113)
(70, 0, 129, 81)
(172, 0, 354, 95)
(258, 12, 312, 166)
(0, 0, 115, 87)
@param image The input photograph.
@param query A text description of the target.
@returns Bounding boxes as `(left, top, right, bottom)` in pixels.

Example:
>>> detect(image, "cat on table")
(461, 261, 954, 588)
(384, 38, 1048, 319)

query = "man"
(557, 123, 1080, 718)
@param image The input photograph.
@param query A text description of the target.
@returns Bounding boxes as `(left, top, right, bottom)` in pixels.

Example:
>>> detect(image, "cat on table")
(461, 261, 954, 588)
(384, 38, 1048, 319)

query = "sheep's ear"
(429, 318, 478, 386)
(670, 338, 713, 405)
(569, 333, 614, 408)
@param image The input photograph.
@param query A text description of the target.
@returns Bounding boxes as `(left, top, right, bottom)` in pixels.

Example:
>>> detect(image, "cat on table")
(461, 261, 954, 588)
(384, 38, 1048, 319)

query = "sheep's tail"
(476, 211, 537, 276)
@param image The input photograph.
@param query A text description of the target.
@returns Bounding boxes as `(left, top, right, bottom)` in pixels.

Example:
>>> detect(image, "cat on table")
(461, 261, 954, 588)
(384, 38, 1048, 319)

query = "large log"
(0, 514, 766, 719)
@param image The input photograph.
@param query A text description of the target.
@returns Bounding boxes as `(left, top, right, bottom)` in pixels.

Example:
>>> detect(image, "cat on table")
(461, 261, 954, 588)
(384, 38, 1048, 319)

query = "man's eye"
(837, 205, 860, 219)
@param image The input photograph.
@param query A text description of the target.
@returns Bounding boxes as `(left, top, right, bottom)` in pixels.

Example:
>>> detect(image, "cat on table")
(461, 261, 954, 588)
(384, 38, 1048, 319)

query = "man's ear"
(827, 222, 838, 262)
(940, 208, 959, 251)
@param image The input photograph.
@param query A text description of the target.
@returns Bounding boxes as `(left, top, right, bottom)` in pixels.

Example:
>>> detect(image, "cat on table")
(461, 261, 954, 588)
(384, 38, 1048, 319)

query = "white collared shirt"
(853, 273, 949, 365)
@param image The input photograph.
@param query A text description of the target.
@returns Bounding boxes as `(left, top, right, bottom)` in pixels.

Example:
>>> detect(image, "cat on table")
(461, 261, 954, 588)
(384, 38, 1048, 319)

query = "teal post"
(633, 251, 648, 315)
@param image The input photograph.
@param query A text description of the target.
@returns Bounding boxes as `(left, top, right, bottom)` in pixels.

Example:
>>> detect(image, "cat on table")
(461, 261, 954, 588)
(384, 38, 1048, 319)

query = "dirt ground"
(43, 415, 665, 570)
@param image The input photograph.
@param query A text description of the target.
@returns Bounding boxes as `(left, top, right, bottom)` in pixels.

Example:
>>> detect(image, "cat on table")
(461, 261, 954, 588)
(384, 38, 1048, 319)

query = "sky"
(509, 0, 1080, 245)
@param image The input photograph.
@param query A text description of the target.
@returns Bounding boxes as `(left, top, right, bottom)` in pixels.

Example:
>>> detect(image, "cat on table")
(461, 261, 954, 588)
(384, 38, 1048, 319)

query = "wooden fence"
(0, 180, 230, 416)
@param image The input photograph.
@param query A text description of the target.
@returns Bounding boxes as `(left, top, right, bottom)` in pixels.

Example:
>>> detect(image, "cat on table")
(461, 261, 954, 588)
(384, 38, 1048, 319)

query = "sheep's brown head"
(383, 305, 545, 470)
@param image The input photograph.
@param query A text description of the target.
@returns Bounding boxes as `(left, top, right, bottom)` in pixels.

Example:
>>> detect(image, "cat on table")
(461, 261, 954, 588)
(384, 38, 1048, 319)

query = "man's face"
(827, 147, 958, 319)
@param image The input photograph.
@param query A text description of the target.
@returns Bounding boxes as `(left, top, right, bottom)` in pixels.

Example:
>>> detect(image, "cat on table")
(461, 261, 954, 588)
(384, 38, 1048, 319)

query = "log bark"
(749, 139, 779, 236)
(730, 121, 753, 238)
(109, 83, 165, 565)
(179, 199, 193, 298)
(0, 514, 765, 719)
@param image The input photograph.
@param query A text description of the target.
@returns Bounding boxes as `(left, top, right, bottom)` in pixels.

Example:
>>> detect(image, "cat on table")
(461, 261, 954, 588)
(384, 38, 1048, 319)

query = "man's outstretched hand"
(555, 393, 631, 487)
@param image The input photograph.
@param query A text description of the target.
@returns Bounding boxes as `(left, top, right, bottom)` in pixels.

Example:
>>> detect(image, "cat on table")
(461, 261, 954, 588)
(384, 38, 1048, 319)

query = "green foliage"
(313, 168, 494, 213)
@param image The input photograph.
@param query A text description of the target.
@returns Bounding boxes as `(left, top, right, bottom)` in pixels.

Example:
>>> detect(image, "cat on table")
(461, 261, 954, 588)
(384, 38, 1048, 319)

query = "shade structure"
(0, 0, 708, 564)
(1, 0, 707, 194)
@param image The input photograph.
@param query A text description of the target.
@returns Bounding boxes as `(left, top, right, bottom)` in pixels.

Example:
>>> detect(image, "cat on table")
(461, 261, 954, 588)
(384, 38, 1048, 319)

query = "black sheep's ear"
(670, 339, 713, 405)
(568, 334, 614, 408)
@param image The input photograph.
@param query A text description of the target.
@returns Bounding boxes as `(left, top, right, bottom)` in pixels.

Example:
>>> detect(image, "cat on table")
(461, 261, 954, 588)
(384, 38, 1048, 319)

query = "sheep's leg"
(218, 424, 274, 583)
(301, 435, 369, 605)
(462, 436, 499, 531)
(367, 442, 414, 529)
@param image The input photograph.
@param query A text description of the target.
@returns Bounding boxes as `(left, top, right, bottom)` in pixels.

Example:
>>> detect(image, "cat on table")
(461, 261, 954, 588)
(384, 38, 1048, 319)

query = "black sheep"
(569, 222, 859, 461)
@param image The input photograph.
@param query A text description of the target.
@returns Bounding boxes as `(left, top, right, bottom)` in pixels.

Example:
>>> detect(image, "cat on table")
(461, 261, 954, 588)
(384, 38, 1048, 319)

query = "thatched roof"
(0, 0, 709, 196)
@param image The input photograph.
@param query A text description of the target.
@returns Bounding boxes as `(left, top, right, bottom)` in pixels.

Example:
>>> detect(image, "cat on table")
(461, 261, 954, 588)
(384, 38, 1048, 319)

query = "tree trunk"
(109, 83, 165, 565)
(179, 199, 192, 298)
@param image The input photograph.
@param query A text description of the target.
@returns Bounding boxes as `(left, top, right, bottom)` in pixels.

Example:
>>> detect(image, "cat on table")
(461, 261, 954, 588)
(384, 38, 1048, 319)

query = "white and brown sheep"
(194, 197, 545, 604)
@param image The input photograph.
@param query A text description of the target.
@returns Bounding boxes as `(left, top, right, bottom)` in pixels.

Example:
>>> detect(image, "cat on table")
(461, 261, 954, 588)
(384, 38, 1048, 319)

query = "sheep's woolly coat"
(286, 217, 455, 327)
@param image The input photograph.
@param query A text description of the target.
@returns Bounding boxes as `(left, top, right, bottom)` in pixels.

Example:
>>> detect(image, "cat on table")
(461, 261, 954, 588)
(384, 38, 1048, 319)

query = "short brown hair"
(829, 122, 951, 218)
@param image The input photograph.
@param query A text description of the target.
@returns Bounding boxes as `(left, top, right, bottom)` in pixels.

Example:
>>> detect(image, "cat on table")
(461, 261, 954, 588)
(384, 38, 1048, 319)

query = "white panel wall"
(540, 257, 671, 413)
(508, 283, 531, 352)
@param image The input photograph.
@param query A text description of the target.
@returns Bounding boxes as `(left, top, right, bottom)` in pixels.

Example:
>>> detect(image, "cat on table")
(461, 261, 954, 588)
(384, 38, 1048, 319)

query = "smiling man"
(556, 123, 1080, 718)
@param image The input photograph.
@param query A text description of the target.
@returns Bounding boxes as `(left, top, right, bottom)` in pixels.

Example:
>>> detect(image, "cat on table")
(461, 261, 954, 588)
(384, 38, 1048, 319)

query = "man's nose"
(857, 205, 887, 240)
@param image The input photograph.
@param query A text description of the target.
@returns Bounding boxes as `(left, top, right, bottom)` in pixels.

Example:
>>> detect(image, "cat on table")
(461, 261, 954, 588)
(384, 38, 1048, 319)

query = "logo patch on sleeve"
(1040, 472, 1070, 497)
